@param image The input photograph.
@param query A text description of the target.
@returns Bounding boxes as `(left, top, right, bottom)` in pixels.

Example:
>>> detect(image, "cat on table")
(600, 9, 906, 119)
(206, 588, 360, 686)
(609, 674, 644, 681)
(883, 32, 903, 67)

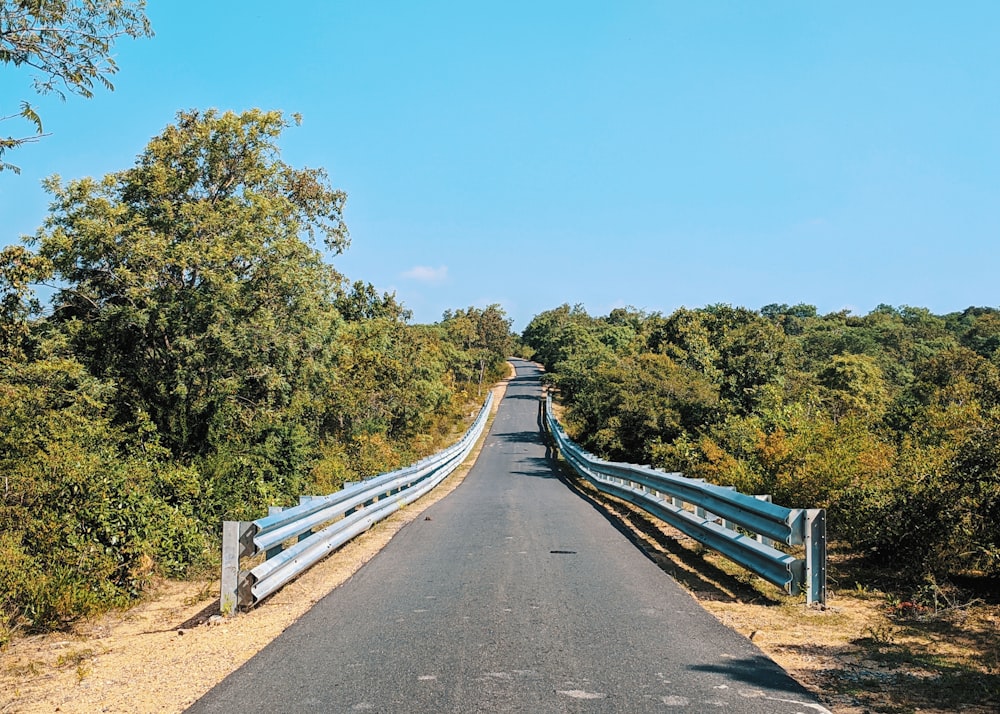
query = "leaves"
(1, 0, 153, 171)
(527, 302, 1000, 581)
(0, 107, 512, 637)
(33, 109, 348, 458)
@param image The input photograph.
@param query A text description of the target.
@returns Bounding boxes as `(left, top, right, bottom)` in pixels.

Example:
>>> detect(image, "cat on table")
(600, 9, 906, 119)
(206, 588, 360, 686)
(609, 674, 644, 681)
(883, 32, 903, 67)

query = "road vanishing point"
(187, 359, 831, 713)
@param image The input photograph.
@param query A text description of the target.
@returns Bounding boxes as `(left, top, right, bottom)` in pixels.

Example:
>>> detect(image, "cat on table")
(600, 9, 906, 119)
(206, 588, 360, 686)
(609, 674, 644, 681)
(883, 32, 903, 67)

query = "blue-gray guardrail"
(544, 395, 826, 605)
(220, 392, 494, 614)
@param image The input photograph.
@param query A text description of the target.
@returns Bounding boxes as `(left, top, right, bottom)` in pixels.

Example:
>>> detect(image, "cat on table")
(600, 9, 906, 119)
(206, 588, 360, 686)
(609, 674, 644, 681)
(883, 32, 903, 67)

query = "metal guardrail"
(544, 395, 827, 605)
(220, 392, 494, 614)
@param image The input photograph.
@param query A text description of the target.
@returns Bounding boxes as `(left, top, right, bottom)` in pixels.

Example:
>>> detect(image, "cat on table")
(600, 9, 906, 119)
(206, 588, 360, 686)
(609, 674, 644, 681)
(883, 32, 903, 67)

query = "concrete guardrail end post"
(220, 520, 257, 616)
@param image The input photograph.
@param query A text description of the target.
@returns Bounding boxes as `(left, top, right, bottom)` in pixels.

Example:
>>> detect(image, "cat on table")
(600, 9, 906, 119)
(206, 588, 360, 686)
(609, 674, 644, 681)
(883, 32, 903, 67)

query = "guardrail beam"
(220, 392, 494, 615)
(544, 395, 827, 606)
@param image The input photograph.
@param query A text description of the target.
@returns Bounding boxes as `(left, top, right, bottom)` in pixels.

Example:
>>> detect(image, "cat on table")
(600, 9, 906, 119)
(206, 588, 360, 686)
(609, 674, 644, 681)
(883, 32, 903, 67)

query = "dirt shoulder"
(0, 375, 513, 714)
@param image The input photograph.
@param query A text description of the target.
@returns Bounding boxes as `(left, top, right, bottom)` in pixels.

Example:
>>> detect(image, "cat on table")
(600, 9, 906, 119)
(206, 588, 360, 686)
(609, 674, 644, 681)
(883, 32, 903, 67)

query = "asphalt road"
(188, 359, 830, 713)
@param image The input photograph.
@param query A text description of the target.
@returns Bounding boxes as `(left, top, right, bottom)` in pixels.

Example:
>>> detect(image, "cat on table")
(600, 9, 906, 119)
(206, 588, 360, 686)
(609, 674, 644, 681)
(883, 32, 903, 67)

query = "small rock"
(207, 615, 224, 626)
(424, 516, 432, 521)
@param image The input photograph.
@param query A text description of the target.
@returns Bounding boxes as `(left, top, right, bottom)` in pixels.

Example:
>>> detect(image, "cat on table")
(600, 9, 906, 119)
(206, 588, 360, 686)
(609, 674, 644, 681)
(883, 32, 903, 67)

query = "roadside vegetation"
(532, 310, 1000, 713)
(567, 469, 1000, 713)
(0, 108, 513, 645)
(523, 303, 1000, 597)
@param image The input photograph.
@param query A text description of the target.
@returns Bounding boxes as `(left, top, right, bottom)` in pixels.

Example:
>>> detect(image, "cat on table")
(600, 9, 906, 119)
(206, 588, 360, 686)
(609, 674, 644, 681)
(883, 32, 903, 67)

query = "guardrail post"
(754, 495, 774, 547)
(804, 509, 827, 606)
(298, 496, 320, 542)
(343, 482, 358, 515)
(265, 507, 285, 559)
(221, 520, 256, 616)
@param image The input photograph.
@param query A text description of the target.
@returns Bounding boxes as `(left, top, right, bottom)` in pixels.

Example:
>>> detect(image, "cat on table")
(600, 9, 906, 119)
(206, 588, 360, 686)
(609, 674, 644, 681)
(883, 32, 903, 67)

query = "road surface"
(188, 359, 829, 713)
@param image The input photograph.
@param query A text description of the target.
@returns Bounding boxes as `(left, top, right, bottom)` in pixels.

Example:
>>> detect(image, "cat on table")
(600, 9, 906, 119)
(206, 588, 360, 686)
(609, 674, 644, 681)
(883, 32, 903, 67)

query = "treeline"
(523, 303, 1000, 586)
(0, 109, 512, 642)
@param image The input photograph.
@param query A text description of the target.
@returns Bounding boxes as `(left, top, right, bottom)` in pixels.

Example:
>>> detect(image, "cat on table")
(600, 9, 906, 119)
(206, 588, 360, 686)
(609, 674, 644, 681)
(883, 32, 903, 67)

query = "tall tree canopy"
(31, 108, 349, 457)
(0, 106, 517, 639)
(440, 304, 513, 394)
(1, 0, 153, 171)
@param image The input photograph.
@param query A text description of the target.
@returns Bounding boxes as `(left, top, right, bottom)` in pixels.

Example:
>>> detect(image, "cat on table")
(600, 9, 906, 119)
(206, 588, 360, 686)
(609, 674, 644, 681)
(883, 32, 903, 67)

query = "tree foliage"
(33, 109, 348, 458)
(525, 302, 1000, 584)
(1, 0, 153, 172)
(440, 304, 513, 394)
(0, 108, 513, 641)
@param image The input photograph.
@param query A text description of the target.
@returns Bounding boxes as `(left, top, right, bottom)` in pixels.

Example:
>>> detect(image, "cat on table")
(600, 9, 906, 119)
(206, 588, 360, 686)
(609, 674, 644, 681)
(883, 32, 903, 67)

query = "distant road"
(188, 359, 829, 713)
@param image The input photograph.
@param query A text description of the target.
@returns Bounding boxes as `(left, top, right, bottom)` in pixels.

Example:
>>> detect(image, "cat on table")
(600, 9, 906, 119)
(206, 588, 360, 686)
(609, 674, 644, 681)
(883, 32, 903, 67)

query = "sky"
(2, 1, 999, 331)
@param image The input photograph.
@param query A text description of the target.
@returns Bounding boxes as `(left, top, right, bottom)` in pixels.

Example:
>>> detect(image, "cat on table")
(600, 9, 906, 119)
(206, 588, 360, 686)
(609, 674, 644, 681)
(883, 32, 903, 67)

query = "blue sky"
(2, 1, 998, 330)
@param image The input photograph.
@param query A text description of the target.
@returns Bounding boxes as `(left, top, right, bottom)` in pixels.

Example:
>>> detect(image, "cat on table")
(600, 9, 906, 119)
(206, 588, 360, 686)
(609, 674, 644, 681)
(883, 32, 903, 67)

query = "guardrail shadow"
(494, 423, 555, 463)
(509, 455, 557, 479)
(688, 656, 816, 697)
(177, 600, 222, 630)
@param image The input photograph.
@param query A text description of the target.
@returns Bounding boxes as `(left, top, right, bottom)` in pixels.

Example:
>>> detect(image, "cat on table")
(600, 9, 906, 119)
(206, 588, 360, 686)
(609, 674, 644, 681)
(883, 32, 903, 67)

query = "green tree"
(1, 0, 153, 171)
(952, 307, 1000, 359)
(334, 280, 411, 322)
(0, 244, 50, 360)
(472, 304, 513, 392)
(522, 303, 591, 368)
(760, 303, 817, 336)
(30, 108, 349, 463)
(654, 307, 721, 381)
(582, 352, 719, 463)
(0, 339, 206, 639)
(659, 305, 789, 415)
(441, 304, 512, 394)
(818, 353, 889, 422)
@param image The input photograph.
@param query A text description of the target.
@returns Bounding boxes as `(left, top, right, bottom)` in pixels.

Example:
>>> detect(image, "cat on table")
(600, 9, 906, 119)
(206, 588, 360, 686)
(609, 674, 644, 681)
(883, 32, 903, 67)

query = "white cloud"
(402, 265, 448, 283)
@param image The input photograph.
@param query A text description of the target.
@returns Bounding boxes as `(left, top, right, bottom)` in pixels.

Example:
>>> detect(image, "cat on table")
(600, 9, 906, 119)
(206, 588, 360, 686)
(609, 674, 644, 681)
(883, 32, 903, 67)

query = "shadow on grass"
(175, 599, 222, 630)
(782, 637, 1000, 713)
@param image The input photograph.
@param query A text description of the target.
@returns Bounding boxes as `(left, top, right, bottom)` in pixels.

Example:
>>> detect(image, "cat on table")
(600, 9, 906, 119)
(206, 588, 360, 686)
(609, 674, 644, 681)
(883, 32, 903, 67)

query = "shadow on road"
(688, 656, 813, 696)
(510, 456, 557, 479)
(493, 429, 545, 445)
(506, 374, 538, 384)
